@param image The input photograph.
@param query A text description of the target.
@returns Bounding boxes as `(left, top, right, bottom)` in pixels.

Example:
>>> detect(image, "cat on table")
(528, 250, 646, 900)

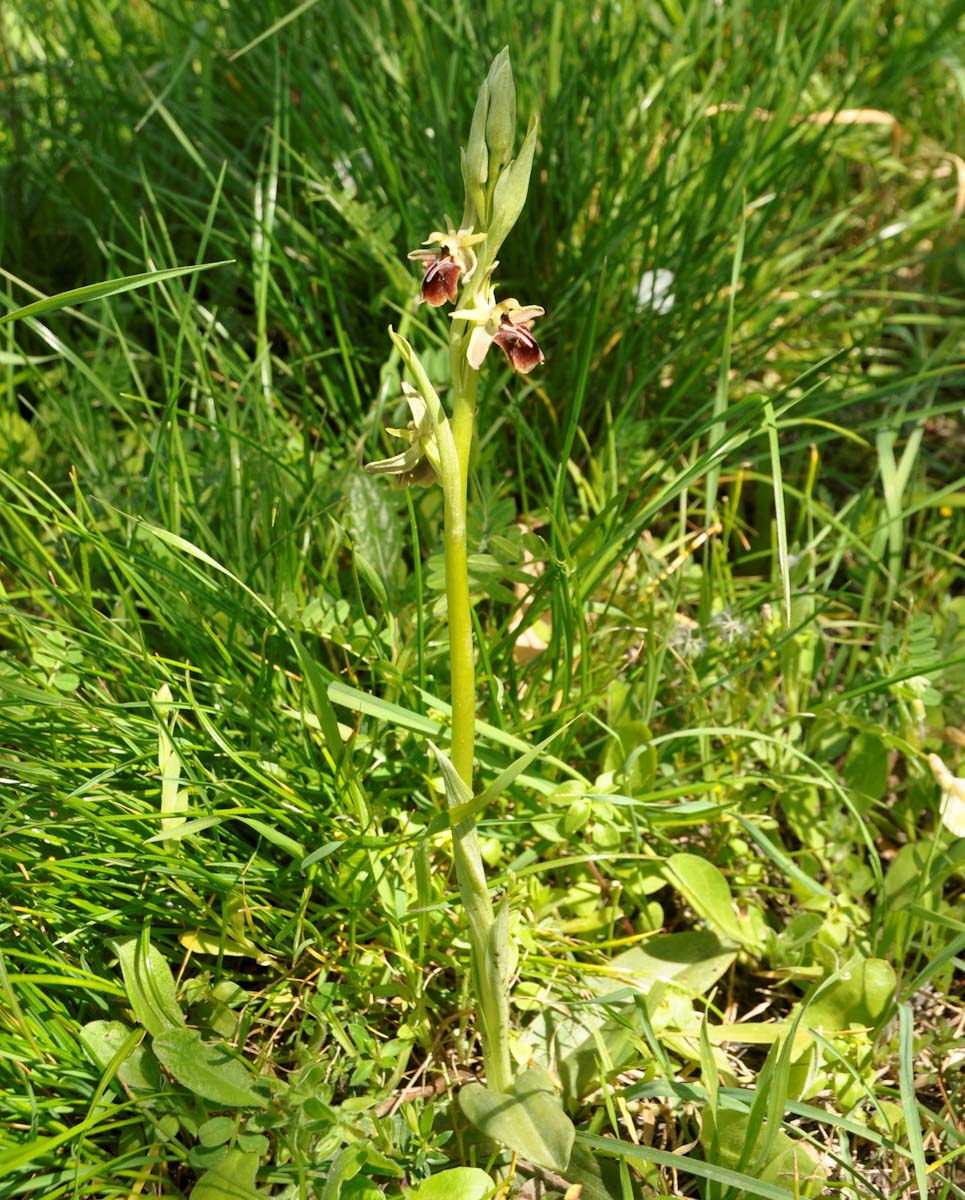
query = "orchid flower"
(407, 219, 486, 307)
(450, 285, 544, 373)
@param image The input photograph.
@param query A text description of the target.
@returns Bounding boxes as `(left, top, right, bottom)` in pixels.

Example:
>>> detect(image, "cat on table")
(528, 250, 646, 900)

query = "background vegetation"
(1, 1, 963, 1197)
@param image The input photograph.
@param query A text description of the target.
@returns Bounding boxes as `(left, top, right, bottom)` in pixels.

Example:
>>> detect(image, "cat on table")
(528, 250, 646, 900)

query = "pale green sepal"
(364, 443, 426, 476)
(485, 48, 516, 172)
(387, 329, 445, 426)
(487, 114, 539, 255)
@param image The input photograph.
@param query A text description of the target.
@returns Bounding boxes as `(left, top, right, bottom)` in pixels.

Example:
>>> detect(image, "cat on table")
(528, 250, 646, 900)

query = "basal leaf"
(805, 957, 896, 1033)
(152, 1028, 269, 1108)
(406, 1167, 496, 1200)
(664, 853, 747, 947)
(345, 471, 402, 605)
(192, 1148, 264, 1200)
(529, 932, 737, 1099)
(702, 1109, 826, 1197)
(459, 1066, 575, 1171)
(79, 1020, 162, 1095)
(115, 937, 186, 1037)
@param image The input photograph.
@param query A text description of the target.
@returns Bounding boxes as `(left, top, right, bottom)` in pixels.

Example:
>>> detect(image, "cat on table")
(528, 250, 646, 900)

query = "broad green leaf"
(317, 1143, 404, 1200)
(558, 1143, 628, 1200)
(664, 853, 746, 946)
(805, 957, 896, 1033)
(406, 1167, 496, 1200)
(198, 1116, 238, 1147)
(345, 471, 402, 606)
(115, 937, 186, 1037)
(79, 1020, 138, 1070)
(529, 932, 736, 1098)
(701, 1109, 826, 1197)
(152, 1028, 269, 1108)
(0, 261, 232, 325)
(320, 1145, 368, 1200)
(341, 1180, 384, 1200)
(459, 1066, 575, 1171)
(192, 1148, 264, 1200)
(598, 932, 738, 997)
(844, 732, 889, 811)
(79, 1020, 161, 1094)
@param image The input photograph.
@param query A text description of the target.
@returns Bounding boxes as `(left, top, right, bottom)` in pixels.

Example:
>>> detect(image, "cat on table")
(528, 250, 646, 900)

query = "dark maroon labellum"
(493, 319, 544, 374)
(421, 255, 462, 307)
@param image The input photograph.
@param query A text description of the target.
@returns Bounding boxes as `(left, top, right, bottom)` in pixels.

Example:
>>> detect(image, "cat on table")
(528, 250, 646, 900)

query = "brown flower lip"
(492, 317, 544, 374)
(416, 253, 461, 307)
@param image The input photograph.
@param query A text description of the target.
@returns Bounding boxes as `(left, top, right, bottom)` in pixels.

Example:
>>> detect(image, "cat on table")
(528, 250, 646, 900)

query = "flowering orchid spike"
(451, 287, 545, 373)
(407, 219, 486, 307)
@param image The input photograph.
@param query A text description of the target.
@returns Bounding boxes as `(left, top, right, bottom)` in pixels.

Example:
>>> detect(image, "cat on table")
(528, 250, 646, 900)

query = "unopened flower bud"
(463, 78, 490, 217)
(486, 115, 538, 257)
(485, 49, 516, 172)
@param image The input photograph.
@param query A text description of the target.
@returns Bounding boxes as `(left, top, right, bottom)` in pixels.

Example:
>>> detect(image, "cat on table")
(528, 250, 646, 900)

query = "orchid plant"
(365, 52, 574, 1170)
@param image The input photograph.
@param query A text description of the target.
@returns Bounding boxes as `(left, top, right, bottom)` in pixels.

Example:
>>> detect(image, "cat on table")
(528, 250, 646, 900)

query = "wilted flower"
(364, 383, 440, 487)
(451, 286, 544, 373)
(408, 220, 486, 307)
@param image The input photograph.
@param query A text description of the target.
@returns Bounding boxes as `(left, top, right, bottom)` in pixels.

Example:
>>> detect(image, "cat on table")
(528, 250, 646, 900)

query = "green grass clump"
(1, 1, 963, 1197)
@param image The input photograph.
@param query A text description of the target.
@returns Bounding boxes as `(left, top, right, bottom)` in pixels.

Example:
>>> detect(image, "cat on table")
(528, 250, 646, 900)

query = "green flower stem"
(446, 329, 478, 785)
(440, 322, 512, 1094)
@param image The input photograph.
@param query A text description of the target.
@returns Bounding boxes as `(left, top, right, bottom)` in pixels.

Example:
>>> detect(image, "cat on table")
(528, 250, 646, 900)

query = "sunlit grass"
(1, 1, 963, 1196)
